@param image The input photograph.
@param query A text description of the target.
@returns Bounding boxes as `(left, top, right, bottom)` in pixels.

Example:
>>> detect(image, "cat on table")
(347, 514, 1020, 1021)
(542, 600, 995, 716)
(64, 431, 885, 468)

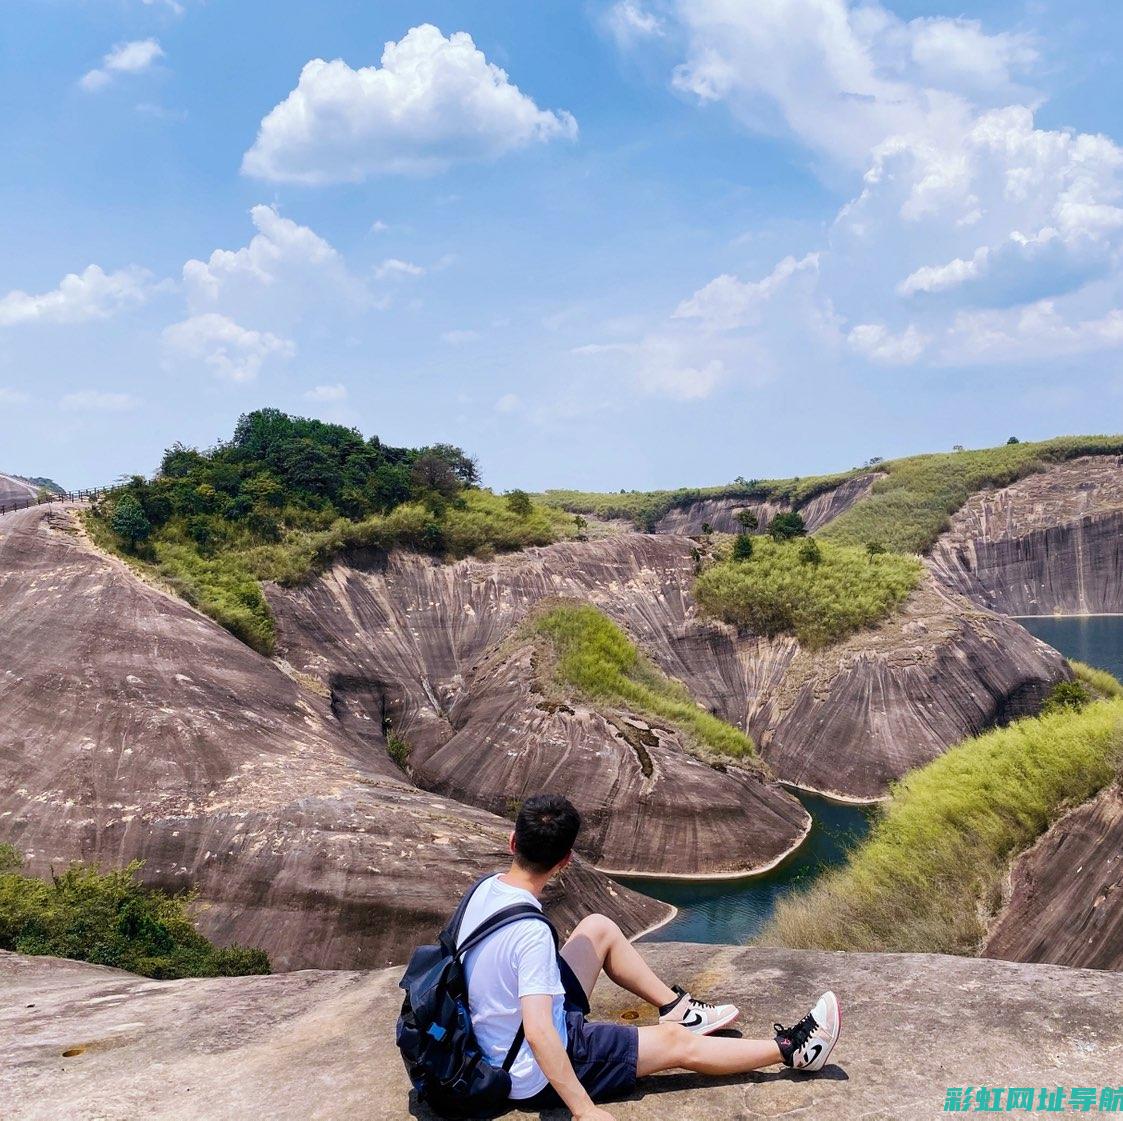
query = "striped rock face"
(0, 505, 668, 971)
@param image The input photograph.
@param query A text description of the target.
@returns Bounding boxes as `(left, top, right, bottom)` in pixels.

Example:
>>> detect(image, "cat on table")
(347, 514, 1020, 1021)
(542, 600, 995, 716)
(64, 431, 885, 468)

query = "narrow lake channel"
(621, 613, 1123, 943)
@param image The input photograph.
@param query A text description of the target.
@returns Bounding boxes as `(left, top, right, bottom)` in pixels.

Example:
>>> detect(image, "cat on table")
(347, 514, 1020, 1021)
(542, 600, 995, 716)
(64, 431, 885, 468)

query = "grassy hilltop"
(547, 434, 1123, 553)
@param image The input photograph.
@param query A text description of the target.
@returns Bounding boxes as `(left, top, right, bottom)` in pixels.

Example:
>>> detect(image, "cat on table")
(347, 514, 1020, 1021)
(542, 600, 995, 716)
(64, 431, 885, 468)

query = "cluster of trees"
(725, 507, 807, 562)
(105, 409, 481, 553)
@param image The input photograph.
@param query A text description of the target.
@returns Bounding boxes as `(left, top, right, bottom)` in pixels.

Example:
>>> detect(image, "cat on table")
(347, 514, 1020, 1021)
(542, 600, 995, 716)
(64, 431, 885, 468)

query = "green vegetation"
(387, 733, 412, 770)
(1040, 679, 1093, 715)
(694, 537, 922, 648)
(768, 511, 806, 540)
(731, 533, 754, 561)
(0, 845, 269, 979)
(761, 696, 1123, 955)
(89, 409, 574, 653)
(1071, 659, 1123, 700)
(821, 435, 1123, 553)
(541, 469, 862, 532)
(110, 492, 152, 548)
(529, 603, 756, 761)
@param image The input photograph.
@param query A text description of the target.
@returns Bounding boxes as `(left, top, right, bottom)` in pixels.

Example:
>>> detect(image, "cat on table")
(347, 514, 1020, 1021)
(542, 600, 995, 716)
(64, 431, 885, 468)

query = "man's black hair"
(513, 794, 581, 874)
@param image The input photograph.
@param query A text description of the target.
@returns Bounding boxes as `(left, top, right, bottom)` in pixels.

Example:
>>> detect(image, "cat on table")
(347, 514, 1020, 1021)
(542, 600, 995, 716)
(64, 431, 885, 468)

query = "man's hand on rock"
(575, 1107, 617, 1121)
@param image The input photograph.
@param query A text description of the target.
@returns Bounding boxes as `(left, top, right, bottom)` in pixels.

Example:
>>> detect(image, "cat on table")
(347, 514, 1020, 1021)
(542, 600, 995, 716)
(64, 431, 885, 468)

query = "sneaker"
(659, 984, 739, 1034)
(774, 991, 840, 1072)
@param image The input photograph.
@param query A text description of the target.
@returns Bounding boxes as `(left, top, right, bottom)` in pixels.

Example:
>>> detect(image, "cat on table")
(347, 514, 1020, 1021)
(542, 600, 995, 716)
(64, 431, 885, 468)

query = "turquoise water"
(618, 791, 875, 943)
(621, 614, 1123, 944)
(1018, 615, 1123, 682)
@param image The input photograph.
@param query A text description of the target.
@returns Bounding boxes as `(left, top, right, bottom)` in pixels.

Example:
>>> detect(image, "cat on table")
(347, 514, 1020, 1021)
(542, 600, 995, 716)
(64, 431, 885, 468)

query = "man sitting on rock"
(457, 793, 841, 1119)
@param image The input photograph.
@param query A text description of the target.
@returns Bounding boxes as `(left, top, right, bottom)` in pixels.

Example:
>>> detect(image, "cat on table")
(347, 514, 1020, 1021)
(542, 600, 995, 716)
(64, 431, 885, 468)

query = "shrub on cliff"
(529, 603, 756, 761)
(694, 537, 922, 648)
(0, 847, 270, 979)
(761, 697, 1123, 955)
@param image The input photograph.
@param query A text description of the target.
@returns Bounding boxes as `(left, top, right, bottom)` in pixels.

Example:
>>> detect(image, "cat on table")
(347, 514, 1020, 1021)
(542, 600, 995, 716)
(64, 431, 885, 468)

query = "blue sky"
(4, 1, 1123, 491)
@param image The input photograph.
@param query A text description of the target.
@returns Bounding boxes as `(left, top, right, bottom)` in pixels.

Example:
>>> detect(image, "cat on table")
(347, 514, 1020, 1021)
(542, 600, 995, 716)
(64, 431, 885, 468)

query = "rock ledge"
(3, 944, 1121, 1121)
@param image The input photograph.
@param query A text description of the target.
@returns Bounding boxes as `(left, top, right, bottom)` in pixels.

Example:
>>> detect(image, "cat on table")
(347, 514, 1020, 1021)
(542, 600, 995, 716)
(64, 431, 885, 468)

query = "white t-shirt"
(457, 875, 567, 1100)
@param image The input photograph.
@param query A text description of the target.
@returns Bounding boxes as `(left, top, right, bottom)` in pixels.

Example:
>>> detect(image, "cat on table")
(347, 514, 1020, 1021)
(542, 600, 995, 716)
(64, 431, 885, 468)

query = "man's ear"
(508, 831, 517, 856)
(555, 852, 572, 873)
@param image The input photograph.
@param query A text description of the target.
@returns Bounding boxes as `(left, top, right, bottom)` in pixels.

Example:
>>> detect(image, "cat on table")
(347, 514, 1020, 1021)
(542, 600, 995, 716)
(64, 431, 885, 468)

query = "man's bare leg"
(637, 1024, 782, 1076)
(560, 914, 676, 1006)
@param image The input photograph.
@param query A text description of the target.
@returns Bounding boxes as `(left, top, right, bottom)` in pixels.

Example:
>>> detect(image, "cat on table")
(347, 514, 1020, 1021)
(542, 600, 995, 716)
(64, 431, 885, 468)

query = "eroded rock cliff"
(269, 535, 1066, 812)
(0, 506, 668, 970)
(929, 456, 1123, 614)
(4, 944, 1121, 1121)
(984, 780, 1123, 971)
(652, 473, 880, 535)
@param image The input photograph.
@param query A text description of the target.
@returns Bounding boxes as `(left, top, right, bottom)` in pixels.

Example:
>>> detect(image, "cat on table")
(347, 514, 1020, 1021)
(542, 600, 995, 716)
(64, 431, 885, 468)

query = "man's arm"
(520, 994, 616, 1121)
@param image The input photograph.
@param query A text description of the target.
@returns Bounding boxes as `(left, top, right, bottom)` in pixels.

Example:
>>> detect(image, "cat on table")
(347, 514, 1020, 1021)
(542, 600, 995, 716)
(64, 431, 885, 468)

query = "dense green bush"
(761, 698, 1123, 955)
(694, 537, 922, 648)
(0, 846, 270, 979)
(530, 603, 756, 761)
(1040, 679, 1093, 715)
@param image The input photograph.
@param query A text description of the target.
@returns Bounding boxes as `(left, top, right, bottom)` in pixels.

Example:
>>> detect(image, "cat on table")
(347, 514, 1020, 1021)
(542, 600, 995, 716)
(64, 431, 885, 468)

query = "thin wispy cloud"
(81, 39, 164, 92)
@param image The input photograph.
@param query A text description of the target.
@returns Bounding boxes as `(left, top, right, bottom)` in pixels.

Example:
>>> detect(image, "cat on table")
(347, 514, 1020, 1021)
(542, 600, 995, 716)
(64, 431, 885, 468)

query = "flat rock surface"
(3, 944, 1121, 1121)
(0, 506, 667, 970)
(929, 455, 1123, 614)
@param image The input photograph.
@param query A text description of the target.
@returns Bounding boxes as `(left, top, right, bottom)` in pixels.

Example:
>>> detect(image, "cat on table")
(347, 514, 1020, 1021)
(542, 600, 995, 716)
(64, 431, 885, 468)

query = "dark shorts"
(518, 1008, 639, 1107)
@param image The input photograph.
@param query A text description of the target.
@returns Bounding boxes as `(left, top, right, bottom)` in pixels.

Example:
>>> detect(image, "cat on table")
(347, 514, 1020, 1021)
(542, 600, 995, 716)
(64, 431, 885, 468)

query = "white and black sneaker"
(659, 984, 739, 1034)
(774, 991, 840, 1072)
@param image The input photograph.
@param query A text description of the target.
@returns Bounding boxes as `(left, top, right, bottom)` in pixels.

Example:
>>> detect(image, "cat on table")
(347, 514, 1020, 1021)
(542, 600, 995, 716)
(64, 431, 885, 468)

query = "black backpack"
(395, 875, 559, 1118)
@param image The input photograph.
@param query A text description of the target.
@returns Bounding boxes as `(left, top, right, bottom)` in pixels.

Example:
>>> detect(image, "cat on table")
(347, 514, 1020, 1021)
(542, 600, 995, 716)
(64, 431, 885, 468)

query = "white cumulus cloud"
(81, 39, 164, 92)
(162, 313, 294, 381)
(606, 0, 1123, 374)
(0, 264, 154, 326)
(241, 24, 577, 184)
(183, 204, 350, 306)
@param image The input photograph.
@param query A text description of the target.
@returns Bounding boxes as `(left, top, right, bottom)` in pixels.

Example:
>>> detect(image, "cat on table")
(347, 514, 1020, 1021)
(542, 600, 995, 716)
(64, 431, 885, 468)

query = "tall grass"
(694, 538, 922, 648)
(530, 603, 756, 761)
(820, 435, 1123, 554)
(1071, 659, 1123, 699)
(761, 698, 1123, 954)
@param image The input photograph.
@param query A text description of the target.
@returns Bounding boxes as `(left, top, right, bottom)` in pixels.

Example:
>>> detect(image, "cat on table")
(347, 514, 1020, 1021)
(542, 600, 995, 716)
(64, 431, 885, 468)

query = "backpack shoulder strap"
(454, 903, 556, 958)
(445, 873, 497, 943)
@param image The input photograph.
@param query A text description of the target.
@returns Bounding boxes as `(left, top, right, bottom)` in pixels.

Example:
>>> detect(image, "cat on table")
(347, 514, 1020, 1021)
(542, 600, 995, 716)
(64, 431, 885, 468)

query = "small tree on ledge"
(111, 493, 151, 551)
